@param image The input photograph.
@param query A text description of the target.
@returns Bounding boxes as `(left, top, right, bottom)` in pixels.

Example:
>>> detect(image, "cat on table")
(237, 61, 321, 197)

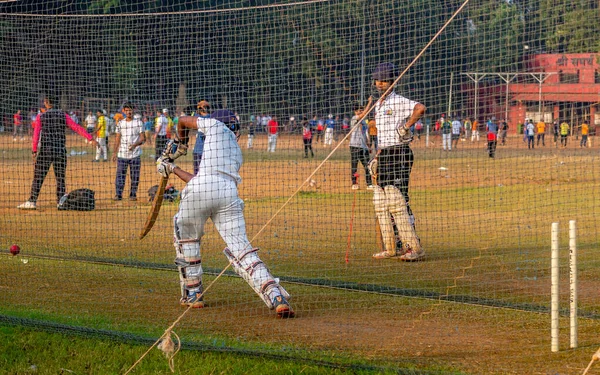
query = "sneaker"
(180, 291, 205, 309)
(367, 185, 374, 190)
(399, 247, 425, 262)
(273, 295, 295, 318)
(351, 184, 359, 190)
(91, 160, 99, 163)
(129, 196, 137, 201)
(17, 201, 36, 210)
(112, 196, 122, 201)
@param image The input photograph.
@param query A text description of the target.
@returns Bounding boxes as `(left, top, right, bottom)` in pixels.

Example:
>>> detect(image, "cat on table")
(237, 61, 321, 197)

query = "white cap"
(162, 108, 168, 114)
(290, 116, 295, 122)
(328, 114, 333, 119)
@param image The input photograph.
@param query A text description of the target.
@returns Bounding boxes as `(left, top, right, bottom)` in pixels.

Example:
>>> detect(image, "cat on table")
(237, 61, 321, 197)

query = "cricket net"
(1, 1, 600, 373)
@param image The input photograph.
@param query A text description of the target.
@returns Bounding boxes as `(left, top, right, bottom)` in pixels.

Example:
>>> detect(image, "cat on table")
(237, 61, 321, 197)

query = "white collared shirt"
(374, 91, 419, 148)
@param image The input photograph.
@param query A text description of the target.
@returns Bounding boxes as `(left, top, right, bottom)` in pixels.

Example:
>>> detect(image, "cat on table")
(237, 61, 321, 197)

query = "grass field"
(1, 132, 600, 374)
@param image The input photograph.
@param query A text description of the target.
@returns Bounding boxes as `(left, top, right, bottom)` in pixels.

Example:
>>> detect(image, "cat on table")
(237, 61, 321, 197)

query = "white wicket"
(551, 222, 560, 353)
(550, 220, 578, 353)
(569, 220, 578, 349)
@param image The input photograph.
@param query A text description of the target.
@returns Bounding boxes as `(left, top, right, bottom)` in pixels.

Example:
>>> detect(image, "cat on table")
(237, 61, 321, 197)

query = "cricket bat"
(139, 174, 169, 239)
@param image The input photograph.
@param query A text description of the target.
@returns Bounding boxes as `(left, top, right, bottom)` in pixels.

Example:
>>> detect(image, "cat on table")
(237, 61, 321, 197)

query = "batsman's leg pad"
(373, 185, 396, 255)
(384, 185, 422, 252)
(223, 247, 290, 309)
(174, 217, 203, 300)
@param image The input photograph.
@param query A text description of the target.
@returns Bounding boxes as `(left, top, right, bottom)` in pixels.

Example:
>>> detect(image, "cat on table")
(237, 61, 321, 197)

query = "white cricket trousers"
(442, 133, 452, 150)
(174, 175, 282, 303)
(324, 128, 333, 145)
(471, 130, 480, 142)
(267, 134, 277, 152)
(96, 137, 107, 160)
(176, 175, 251, 255)
(247, 134, 254, 149)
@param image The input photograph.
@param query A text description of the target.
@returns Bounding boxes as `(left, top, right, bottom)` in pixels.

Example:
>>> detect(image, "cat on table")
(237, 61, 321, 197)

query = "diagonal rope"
(124, 1, 471, 373)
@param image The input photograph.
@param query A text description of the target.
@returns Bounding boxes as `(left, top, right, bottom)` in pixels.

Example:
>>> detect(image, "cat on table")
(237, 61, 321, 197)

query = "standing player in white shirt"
(156, 109, 294, 318)
(112, 103, 145, 201)
(368, 63, 426, 261)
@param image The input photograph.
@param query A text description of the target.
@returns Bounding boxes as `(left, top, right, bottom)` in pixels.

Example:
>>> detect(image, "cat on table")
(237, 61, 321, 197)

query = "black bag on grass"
(58, 188, 95, 211)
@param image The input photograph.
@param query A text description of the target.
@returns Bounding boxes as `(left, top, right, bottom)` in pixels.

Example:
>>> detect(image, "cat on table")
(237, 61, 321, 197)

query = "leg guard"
(223, 247, 290, 309)
(384, 185, 422, 253)
(173, 218, 203, 301)
(373, 185, 396, 256)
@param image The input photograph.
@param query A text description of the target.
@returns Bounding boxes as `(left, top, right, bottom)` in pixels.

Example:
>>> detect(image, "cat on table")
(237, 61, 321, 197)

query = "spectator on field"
(267, 115, 279, 153)
(486, 118, 498, 158)
(13, 110, 23, 141)
(154, 109, 169, 160)
(315, 116, 324, 143)
(451, 117, 462, 149)
(17, 95, 97, 210)
(560, 120, 570, 148)
(580, 121, 589, 148)
(112, 103, 145, 201)
(526, 119, 536, 149)
(471, 118, 480, 142)
(302, 116, 314, 158)
(367, 118, 378, 152)
(143, 116, 154, 146)
(85, 111, 97, 142)
(349, 105, 372, 190)
(93, 109, 108, 162)
(536, 120, 546, 147)
(553, 120, 560, 146)
(499, 120, 509, 145)
(463, 117, 472, 141)
(324, 114, 335, 146)
(441, 117, 452, 151)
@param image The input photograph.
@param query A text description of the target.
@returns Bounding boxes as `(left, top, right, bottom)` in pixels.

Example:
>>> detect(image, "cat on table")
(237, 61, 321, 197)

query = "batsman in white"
(156, 105, 295, 318)
(368, 62, 426, 261)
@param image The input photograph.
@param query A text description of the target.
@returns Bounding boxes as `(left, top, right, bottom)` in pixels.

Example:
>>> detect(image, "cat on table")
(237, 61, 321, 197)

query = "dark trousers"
(193, 153, 203, 175)
(487, 140, 497, 157)
(580, 135, 588, 147)
(303, 138, 313, 156)
(350, 147, 372, 185)
(537, 133, 545, 146)
(561, 135, 568, 147)
(29, 150, 66, 203)
(369, 135, 378, 151)
(155, 135, 168, 160)
(528, 135, 535, 149)
(378, 145, 413, 208)
(115, 157, 141, 198)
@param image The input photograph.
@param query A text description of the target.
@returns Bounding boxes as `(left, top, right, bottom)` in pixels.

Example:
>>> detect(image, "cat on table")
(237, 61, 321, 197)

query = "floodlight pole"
(464, 73, 486, 121)
(497, 74, 516, 122)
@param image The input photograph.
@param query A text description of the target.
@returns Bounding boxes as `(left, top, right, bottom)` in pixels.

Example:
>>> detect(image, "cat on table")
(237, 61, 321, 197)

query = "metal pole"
(538, 75, 543, 121)
(448, 72, 453, 117)
(551, 222, 560, 353)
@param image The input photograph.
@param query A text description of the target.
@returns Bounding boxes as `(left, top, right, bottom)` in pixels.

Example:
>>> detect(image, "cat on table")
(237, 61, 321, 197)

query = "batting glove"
(397, 126, 412, 143)
(157, 156, 176, 178)
(168, 142, 188, 161)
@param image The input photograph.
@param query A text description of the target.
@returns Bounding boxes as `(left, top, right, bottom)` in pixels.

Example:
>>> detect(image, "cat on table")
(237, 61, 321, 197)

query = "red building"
(464, 54, 600, 133)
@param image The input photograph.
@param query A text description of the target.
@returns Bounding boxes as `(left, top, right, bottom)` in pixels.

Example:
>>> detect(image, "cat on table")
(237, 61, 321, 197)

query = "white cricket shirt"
(195, 117, 242, 184)
(116, 119, 144, 159)
(374, 91, 419, 148)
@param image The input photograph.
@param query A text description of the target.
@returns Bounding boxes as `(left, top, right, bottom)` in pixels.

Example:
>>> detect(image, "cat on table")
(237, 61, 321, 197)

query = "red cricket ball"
(9, 244, 20, 256)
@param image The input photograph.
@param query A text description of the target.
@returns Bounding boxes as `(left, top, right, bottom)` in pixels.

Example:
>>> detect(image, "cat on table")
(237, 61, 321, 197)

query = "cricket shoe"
(17, 201, 36, 210)
(273, 295, 295, 319)
(180, 291, 205, 309)
(351, 184, 359, 190)
(399, 245, 425, 262)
